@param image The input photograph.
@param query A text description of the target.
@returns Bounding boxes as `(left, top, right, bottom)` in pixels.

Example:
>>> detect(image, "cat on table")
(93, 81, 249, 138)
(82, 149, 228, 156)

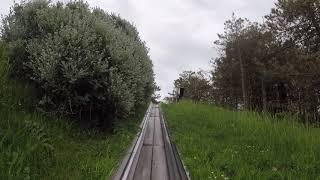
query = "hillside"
(162, 101, 320, 179)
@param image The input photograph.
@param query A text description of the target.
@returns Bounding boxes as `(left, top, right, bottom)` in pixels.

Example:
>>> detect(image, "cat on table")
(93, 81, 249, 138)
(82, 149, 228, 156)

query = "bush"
(1, 1, 155, 126)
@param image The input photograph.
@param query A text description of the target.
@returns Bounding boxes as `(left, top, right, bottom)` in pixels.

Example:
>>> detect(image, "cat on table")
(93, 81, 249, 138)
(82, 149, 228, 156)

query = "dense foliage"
(169, 70, 211, 102)
(211, 0, 320, 122)
(1, 1, 155, 126)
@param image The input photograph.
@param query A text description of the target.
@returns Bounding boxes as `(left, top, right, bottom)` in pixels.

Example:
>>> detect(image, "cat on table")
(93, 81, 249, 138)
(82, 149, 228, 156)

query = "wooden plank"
(153, 106, 160, 117)
(153, 116, 164, 146)
(133, 146, 153, 180)
(143, 116, 154, 145)
(151, 105, 168, 179)
(152, 146, 169, 180)
(150, 106, 156, 117)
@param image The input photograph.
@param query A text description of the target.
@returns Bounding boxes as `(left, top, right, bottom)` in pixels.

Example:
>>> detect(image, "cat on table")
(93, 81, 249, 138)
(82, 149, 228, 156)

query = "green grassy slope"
(0, 46, 144, 179)
(162, 101, 320, 180)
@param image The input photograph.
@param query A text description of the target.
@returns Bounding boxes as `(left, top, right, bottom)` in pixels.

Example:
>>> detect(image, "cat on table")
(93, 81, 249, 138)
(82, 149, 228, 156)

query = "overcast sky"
(0, 0, 277, 98)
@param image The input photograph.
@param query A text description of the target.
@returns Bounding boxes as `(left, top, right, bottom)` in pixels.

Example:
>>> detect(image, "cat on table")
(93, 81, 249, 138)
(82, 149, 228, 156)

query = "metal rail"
(111, 104, 152, 180)
(111, 103, 189, 180)
(160, 107, 189, 180)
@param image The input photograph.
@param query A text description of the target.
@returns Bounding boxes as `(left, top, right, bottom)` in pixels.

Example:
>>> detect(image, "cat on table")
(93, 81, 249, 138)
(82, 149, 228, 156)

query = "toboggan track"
(111, 103, 189, 180)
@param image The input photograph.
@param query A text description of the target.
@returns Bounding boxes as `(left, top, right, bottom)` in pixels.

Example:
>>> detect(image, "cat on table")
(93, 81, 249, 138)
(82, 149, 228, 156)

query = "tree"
(213, 16, 266, 109)
(265, 0, 320, 121)
(173, 70, 211, 102)
(266, 0, 320, 52)
(213, 14, 273, 109)
(1, 0, 155, 127)
(151, 84, 161, 103)
(213, 14, 293, 111)
(211, 1, 320, 122)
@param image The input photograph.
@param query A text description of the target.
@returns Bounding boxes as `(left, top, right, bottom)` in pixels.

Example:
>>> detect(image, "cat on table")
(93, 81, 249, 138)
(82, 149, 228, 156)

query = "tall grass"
(0, 43, 145, 179)
(162, 101, 320, 180)
(0, 43, 37, 111)
(0, 106, 144, 179)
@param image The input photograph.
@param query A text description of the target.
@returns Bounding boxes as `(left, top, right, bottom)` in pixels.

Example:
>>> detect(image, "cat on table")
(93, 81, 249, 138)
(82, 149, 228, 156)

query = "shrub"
(1, 1, 155, 126)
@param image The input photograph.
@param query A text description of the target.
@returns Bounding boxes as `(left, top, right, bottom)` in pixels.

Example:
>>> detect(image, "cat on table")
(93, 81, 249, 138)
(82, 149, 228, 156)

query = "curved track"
(112, 103, 189, 180)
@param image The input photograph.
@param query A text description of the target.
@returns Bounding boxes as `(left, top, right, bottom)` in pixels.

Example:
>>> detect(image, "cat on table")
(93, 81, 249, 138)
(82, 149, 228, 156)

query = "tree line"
(169, 0, 320, 123)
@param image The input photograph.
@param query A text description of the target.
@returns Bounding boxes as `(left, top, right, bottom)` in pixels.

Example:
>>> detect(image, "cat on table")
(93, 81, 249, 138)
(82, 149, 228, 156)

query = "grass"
(0, 44, 145, 179)
(162, 101, 320, 180)
(0, 106, 144, 180)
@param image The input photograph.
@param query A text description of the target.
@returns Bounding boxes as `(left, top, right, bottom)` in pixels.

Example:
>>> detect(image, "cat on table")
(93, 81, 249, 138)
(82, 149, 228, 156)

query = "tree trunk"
(261, 76, 267, 112)
(309, 3, 320, 50)
(237, 40, 248, 109)
(310, 4, 320, 39)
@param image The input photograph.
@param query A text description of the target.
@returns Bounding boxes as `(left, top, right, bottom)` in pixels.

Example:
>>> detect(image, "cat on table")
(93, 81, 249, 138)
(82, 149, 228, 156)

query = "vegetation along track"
(112, 103, 189, 180)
